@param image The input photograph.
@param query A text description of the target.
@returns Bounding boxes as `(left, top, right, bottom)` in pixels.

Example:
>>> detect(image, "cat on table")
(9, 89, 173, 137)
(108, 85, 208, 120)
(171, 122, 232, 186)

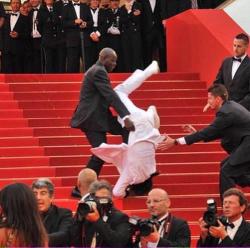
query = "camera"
(129, 216, 160, 236)
(77, 194, 112, 217)
(203, 199, 227, 227)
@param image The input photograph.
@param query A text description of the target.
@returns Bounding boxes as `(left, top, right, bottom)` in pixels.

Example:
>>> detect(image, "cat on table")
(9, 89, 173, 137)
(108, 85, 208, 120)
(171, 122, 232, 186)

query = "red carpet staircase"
(0, 72, 242, 245)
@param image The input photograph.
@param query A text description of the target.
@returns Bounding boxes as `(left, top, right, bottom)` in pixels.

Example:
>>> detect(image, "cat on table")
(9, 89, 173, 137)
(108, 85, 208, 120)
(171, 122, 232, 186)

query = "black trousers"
(220, 145, 250, 199)
(83, 117, 129, 176)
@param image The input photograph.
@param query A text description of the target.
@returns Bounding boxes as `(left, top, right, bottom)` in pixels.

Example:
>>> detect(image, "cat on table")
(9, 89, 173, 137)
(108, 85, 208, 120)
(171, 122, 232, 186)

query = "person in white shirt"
(205, 33, 250, 111)
(197, 188, 250, 247)
(91, 61, 164, 198)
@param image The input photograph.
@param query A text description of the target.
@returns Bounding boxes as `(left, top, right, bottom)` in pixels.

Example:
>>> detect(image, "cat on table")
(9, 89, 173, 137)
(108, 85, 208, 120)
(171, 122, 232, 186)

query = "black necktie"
(91, 8, 97, 13)
(49, 7, 53, 12)
(73, 3, 80, 6)
(11, 13, 18, 16)
(225, 222, 235, 229)
(232, 57, 242, 63)
(33, 8, 38, 11)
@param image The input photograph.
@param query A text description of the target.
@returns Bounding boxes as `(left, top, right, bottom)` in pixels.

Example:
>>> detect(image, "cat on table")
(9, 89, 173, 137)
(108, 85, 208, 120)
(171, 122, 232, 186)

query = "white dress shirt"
(73, 2, 80, 19)
(227, 216, 243, 240)
(10, 12, 20, 32)
(232, 54, 247, 79)
(149, 0, 156, 12)
(32, 5, 41, 38)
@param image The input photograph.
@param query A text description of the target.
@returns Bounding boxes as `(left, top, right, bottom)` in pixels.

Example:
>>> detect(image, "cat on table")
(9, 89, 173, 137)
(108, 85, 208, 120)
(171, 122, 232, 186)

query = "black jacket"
(185, 101, 250, 165)
(197, 219, 250, 247)
(42, 205, 73, 247)
(214, 56, 250, 110)
(62, 2, 93, 47)
(71, 207, 131, 247)
(2, 13, 29, 55)
(70, 60, 130, 131)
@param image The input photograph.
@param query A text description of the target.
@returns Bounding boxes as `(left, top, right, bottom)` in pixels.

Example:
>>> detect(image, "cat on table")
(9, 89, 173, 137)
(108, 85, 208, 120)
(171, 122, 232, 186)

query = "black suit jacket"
(71, 207, 131, 247)
(138, 0, 166, 34)
(214, 56, 250, 110)
(2, 13, 29, 55)
(37, 5, 61, 47)
(62, 2, 93, 47)
(157, 215, 191, 247)
(185, 101, 250, 165)
(42, 205, 73, 247)
(71, 60, 130, 131)
(197, 219, 250, 247)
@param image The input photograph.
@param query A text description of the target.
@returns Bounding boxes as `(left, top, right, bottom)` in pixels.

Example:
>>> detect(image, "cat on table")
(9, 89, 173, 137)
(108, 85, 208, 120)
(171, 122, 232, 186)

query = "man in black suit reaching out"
(204, 33, 250, 111)
(71, 47, 135, 176)
(158, 84, 250, 199)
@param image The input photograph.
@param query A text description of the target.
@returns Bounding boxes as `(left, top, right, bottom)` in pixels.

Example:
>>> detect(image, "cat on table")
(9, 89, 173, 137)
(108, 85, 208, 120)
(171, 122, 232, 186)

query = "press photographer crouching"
(197, 188, 250, 247)
(71, 180, 131, 247)
(130, 188, 190, 247)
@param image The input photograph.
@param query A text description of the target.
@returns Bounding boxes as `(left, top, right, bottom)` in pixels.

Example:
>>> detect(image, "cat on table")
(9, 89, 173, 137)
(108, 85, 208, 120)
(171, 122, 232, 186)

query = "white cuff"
(95, 31, 101, 37)
(176, 137, 186, 145)
(122, 115, 129, 121)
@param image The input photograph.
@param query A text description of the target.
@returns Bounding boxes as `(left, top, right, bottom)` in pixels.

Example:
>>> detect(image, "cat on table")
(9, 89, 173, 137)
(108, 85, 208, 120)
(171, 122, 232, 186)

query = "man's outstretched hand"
(157, 134, 175, 151)
(124, 117, 135, 131)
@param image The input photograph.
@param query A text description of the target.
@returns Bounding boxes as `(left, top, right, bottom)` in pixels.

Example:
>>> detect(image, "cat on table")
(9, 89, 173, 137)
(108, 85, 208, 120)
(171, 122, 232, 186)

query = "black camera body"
(203, 199, 227, 228)
(129, 216, 160, 237)
(77, 194, 113, 218)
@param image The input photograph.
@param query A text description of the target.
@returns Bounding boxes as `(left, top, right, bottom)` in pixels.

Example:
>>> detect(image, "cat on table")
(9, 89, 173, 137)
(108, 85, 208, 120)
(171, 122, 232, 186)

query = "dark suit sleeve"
(93, 69, 130, 118)
(92, 212, 131, 247)
(238, 79, 250, 109)
(158, 219, 191, 247)
(213, 59, 226, 85)
(48, 208, 73, 247)
(185, 111, 233, 144)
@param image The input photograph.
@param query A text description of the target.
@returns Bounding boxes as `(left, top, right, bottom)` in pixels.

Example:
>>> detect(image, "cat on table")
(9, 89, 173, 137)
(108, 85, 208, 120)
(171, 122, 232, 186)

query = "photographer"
(136, 188, 190, 247)
(198, 188, 250, 247)
(71, 180, 131, 247)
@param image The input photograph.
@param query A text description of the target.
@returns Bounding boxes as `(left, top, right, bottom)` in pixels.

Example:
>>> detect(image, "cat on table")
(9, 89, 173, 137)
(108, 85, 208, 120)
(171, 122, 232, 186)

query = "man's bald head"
(146, 188, 170, 219)
(77, 168, 97, 197)
(99, 47, 117, 72)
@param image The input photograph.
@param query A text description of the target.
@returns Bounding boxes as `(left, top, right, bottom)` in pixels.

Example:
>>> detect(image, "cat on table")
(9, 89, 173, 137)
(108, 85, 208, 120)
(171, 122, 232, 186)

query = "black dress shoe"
(71, 186, 81, 198)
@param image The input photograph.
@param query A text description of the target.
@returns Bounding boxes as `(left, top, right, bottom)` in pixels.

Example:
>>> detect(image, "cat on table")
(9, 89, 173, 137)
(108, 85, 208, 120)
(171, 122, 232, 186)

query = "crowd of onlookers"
(0, 169, 250, 247)
(0, 0, 225, 74)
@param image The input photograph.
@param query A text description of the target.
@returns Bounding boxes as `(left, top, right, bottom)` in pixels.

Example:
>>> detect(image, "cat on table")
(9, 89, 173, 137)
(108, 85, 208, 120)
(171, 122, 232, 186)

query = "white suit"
(91, 63, 163, 197)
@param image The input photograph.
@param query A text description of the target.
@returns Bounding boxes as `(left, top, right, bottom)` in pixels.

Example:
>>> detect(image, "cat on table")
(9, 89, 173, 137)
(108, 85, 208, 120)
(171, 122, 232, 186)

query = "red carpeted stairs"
(1, 72, 246, 246)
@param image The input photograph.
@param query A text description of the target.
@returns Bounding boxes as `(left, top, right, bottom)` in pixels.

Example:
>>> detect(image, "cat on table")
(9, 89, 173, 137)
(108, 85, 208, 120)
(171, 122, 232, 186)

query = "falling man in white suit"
(91, 61, 165, 198)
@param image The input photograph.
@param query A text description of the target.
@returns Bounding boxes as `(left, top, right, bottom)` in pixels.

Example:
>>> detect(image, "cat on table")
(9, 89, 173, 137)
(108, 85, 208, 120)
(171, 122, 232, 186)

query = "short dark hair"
(32, 178, 54, 197)
(89, 180, 112, 195)
(223, 188, 248, 213)
(208, 84, 228, 101)
(235, 33, 249, 45)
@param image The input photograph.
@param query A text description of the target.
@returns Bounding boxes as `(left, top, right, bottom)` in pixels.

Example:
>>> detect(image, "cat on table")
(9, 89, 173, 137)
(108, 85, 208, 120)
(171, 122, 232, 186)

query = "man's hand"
(203, 103, 210, 112)
(209, 220, 227, 240)
(85, 205, 100, 222)
(140, 225, 160, 243)
(75, 18, 83, 25)
(79, 21, 87, 29)
(157, 135, 175, 151)
(182, 124, 196, 133)
(133, 9, 141, 16)
(10, 31, 18, 38)
(124, 117, 135, 131)
(198, 217, 209, 242)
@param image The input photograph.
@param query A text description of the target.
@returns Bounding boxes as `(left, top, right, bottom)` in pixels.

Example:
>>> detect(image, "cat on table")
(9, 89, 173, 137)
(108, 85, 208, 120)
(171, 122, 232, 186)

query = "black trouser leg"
(84, 130, 107, 176)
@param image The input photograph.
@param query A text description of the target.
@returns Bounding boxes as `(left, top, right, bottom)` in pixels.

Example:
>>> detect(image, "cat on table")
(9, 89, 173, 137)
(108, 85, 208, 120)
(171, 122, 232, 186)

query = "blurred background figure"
(32, 178, 73, 247)
(71, 168, 98, 198)
(20, 0, 32, 16)
(0, 183, 48, 247)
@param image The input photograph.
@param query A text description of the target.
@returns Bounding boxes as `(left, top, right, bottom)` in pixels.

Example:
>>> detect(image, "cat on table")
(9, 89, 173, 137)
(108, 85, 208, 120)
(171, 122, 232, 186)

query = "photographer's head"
(146, 189, 170, 219)
(77, 168, 97, 197)
(89, 179, 112, 199)
(222, 188, 248, 222)
(32, 178, 54, 213)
